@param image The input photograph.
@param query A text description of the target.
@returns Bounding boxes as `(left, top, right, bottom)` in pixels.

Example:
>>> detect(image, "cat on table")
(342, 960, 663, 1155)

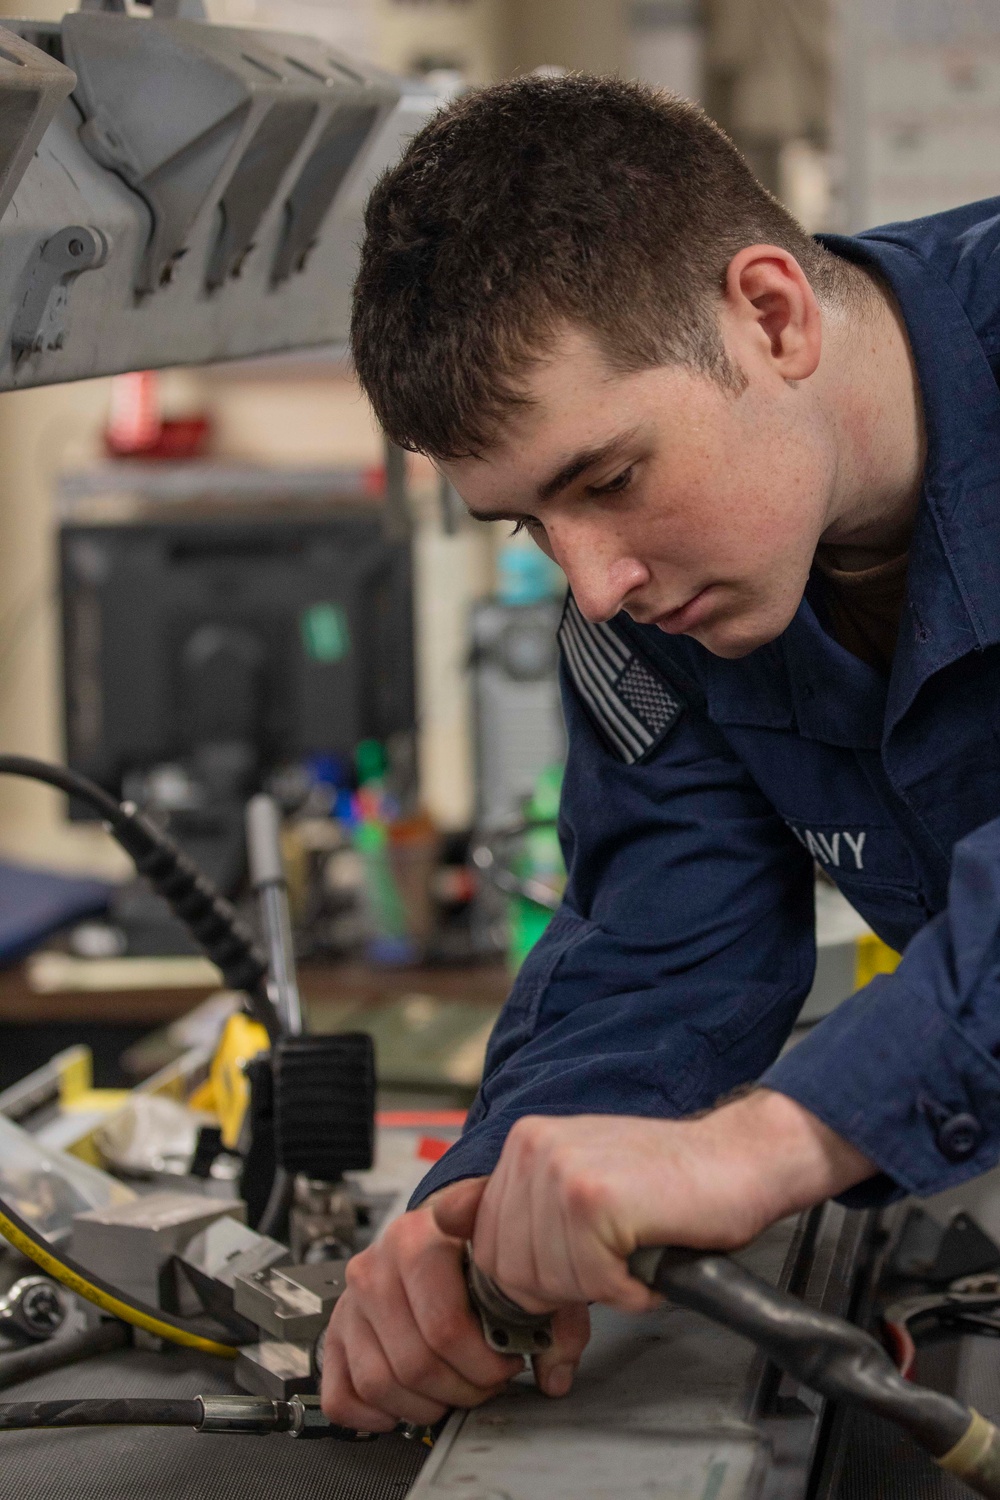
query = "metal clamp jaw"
(464, 1249, 553, 1357)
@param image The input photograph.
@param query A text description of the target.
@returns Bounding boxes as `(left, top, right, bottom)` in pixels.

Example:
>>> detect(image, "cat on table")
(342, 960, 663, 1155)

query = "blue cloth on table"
(0, 860, 112, 962)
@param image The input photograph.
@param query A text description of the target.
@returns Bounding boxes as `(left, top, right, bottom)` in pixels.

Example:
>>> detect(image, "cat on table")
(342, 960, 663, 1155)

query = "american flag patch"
(558, 596, 684, 764)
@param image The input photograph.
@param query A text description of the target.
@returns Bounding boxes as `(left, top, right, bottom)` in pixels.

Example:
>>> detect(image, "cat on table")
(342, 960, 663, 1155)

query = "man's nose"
(551, 531, 649, 624)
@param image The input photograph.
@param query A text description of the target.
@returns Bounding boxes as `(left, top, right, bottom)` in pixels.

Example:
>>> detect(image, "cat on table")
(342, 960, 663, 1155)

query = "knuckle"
(320, 1367, 353, 1423)
(392, 1344, 435, 1390)
(394, 1219, 433, 1273)
(560, 1166, 608, 1218)
(508, 1115, 543, 1156)
(344, 1250, 376, 1295)
(422, 1304, 465, 1357)
(341, 1242, 386, 1302)
(390, 1206, 436, 1265)
(351, 1358, 387, 1410)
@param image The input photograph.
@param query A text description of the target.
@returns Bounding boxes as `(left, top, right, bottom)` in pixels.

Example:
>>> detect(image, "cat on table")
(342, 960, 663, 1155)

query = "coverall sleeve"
(410, 663, 816, 1204)
(764, 814, 1000, 1203)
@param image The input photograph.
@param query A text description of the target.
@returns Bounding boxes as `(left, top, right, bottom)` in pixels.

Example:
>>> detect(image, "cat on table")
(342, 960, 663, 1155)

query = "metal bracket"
(11, 224, 109, 357)
(464, 1249, 553, 1357)
(0, 27, 77, 226)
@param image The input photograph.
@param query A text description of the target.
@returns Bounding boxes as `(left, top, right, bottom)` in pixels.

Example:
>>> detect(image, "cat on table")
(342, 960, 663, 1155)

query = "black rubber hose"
(0, 1321, 129, 1392)
(0, 1397, 202, 1429)
(0, 755, 278, 1041)
(630, 1248, 971, 1456)
(256, 1166, 294, 1241)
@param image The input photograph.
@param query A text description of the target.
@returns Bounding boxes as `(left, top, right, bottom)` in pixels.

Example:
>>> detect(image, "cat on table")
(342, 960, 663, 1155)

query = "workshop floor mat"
(0, 1347, 428, 1500)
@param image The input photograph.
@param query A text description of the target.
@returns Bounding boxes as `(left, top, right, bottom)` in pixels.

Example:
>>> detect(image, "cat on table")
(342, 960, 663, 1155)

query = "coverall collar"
(811, 226, 1000, 736)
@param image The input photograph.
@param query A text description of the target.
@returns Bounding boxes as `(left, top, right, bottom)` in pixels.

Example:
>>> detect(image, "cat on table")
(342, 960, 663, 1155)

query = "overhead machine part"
(0, 28, 76, 224)
(0, 11, 435, 385)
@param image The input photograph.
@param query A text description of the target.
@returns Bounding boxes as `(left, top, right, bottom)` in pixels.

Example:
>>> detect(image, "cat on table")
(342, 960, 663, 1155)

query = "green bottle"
(510, 763, 565, 972)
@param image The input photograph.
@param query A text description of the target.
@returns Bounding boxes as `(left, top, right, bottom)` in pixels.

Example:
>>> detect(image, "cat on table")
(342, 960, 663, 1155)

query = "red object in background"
(363, 466, 386, 498)
(376, 1110, 467, 1129)
(104, 370, 212, 460)
(434, 865, 478, 906)
(416, 1136, 453, 1164)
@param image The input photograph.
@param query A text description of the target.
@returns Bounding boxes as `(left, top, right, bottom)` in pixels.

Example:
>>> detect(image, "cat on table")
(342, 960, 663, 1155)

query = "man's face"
(441, 323, 839, 659)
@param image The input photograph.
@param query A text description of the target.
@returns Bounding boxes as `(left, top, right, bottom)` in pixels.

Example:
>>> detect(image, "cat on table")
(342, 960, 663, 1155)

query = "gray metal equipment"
(470, 598, 566, 829)
(71, 1192, 246, 1309)
(0, 10, 434, 386)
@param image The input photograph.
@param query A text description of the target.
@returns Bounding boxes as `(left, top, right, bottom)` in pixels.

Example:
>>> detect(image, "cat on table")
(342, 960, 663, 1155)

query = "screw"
(67, 238, 85, 257)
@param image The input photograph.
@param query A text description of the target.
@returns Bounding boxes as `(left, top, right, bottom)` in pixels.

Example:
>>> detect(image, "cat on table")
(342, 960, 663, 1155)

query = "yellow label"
(209, 1012, 270, 1149)
(58, 1046, 94, 1106)
(854, 933, 901, 990)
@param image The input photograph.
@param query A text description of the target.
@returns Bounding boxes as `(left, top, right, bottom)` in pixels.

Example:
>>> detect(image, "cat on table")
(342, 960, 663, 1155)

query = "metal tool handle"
(245, 793, 302, 1037)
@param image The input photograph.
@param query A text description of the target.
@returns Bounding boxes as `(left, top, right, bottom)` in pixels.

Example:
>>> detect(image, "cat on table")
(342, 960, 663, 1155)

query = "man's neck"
(816, 271, 926, 573)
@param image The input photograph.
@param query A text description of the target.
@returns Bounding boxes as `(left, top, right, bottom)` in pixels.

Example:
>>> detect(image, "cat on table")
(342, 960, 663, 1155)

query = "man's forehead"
(442, 338, 651, 513)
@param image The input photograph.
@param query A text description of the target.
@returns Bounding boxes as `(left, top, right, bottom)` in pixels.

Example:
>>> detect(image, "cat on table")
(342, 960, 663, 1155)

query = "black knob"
(273, 1033, 376, 1180)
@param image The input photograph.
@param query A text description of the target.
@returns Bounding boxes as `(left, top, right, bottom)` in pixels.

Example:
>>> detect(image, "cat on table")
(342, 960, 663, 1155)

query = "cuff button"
(936, 1112, 983, 1163)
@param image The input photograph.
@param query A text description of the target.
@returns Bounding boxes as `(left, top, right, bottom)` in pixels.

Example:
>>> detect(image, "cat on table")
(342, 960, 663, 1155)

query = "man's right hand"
(320, 1185, 591, 1432)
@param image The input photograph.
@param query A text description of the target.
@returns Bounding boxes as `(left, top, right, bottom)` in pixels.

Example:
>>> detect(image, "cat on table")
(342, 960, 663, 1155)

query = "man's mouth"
(652, 587, 715, 634)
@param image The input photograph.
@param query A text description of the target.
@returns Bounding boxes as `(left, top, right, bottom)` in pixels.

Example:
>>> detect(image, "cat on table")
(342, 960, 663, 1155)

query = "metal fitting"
(195, 1395, 290, 1435)
(286, 1394, 377, 1441)
(0, 1276, 68, 1340)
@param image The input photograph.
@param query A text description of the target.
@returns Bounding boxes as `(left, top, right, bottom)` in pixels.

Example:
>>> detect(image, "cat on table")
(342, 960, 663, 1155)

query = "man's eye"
(509, 517, 540, 537)
(589, 466, 634, 497)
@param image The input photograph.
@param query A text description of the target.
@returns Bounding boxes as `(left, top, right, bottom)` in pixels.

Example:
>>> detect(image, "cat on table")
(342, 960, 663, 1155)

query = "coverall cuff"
(761, 972, 1000, 1200)
(407, 1122, 511, 1209)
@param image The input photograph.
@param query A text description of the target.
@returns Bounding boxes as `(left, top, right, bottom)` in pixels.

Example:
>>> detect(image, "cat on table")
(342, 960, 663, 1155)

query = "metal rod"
(245, 793, 303, 1037)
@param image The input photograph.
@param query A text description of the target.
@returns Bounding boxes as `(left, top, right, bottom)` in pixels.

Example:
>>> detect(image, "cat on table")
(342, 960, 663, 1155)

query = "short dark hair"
(351, 74, 858, 460)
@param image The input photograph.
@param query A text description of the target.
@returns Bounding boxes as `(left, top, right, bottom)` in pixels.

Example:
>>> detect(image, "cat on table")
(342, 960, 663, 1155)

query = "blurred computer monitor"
(60, 501, 414, 902)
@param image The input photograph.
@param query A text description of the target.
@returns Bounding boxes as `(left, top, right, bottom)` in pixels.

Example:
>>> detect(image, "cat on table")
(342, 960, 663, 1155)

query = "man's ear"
(721, 244, 822, 382)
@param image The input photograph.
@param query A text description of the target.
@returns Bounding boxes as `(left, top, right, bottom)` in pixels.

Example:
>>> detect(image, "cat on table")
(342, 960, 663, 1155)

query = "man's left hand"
(434, 1089, 875, 1322)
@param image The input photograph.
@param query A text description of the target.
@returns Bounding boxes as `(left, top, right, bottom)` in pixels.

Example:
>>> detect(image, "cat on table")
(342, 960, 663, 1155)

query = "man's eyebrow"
(535, 430, 640, 503)
(463, 428, 641, 523)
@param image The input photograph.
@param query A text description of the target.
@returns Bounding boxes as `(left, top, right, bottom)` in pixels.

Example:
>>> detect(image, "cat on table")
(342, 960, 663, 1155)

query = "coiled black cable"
(0, 755, 278, 1040)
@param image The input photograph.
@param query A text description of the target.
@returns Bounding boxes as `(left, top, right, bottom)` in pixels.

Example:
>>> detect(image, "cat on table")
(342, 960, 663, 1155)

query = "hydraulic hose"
(0, 1194, 240, 1361)
(629, 1247, 1000, 1498)
(0, 1320, 129, 1392)
(0, 756, 278, 1040)
(0, 1392, 378, 1439)
(0, 1397, 202, 1429)
(256, 1166, 294, 1241)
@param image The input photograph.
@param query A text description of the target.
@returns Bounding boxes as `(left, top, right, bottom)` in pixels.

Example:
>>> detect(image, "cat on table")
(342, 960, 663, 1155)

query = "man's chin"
(690, 612, 789, 659)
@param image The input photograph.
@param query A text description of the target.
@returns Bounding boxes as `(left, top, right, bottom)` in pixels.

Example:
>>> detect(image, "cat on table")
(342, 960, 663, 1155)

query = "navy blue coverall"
(414, 197, 1000, 1210)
